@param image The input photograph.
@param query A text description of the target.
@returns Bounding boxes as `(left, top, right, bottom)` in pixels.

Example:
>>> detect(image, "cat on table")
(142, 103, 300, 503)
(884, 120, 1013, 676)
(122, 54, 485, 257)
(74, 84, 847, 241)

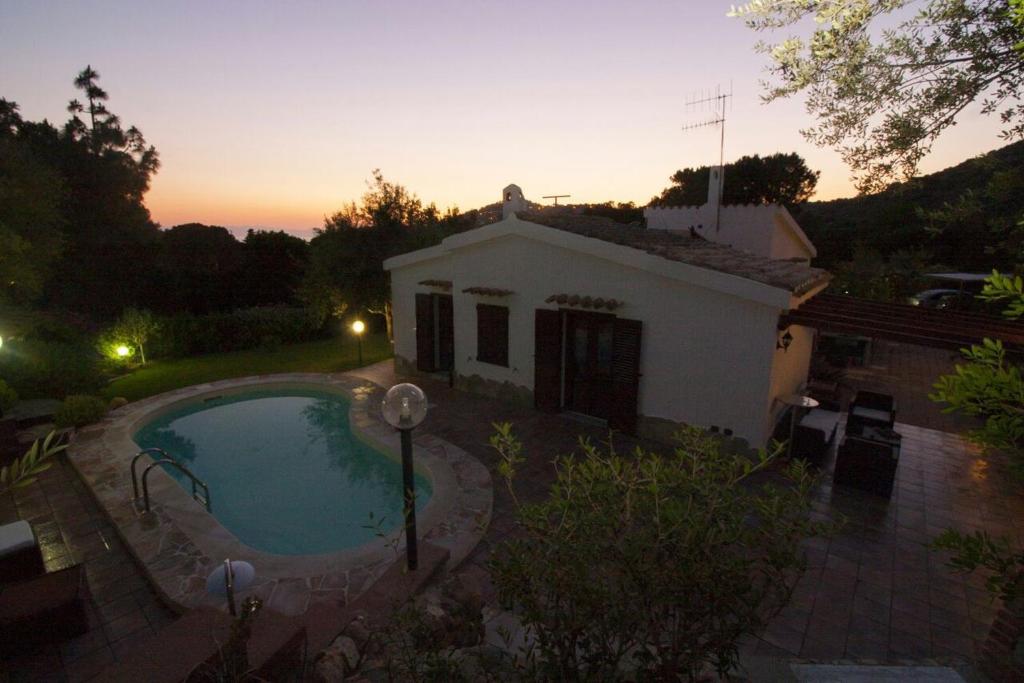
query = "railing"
(131, 448, 212, 513)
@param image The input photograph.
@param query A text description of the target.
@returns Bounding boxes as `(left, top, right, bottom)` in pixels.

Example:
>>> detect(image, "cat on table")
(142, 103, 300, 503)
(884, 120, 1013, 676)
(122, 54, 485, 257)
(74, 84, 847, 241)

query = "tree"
(303, 170, 469, 337)
(0, 101, 65, 305)
(488, 424, 830, 680)
(156, 224, 244, 313)
(239, 229, 309, 308)
(731, 0, 1024, 193)
(650, 152, 819, 206)
(931, 271, 1024, 475)
(0, 67, 167, 317)
(101, 307, 159, 364)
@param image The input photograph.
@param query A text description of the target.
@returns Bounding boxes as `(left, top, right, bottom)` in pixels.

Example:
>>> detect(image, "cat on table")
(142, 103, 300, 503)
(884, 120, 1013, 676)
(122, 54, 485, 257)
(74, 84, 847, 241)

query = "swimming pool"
(133, 388, 432, 556)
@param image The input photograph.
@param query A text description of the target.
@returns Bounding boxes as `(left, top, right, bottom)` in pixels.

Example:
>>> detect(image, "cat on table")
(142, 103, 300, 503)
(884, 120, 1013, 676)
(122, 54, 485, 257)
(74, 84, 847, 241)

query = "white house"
(644, 167, 817, 263)
(384, 184, 831, 447)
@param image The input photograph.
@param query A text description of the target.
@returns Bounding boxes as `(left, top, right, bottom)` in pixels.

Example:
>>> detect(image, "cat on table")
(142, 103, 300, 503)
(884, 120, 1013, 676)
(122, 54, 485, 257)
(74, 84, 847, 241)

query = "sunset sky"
(0, 1, 1012, 238)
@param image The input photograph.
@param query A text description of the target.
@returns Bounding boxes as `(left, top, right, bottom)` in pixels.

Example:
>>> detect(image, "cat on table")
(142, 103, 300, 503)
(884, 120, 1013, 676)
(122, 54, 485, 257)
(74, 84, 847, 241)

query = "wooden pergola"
(780, 293, 1024, 352)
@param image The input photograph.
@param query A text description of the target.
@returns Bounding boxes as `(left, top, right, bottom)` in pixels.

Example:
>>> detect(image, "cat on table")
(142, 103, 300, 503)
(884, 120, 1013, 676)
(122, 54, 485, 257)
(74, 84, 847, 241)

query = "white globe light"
(352, 320, 366, 334)
(205, 560, 255, 596)
(381, 383, 428, 429)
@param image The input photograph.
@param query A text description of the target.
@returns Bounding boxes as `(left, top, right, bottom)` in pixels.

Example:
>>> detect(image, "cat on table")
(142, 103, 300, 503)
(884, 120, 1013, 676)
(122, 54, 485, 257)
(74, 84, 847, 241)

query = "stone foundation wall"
(982, 584, 1024, 682)
(393, 355, 533, 409)
(453, 373, 533, 408)
(638, 415, 752, 454)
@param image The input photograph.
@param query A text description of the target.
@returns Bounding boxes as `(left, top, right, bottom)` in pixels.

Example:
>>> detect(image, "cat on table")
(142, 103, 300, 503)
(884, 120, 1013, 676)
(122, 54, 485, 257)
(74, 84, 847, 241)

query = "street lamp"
(352, 320, 366, 365)
(381, 383, 428, 570)
(116, 344, 131, 359)
(206, 559, 255, 616)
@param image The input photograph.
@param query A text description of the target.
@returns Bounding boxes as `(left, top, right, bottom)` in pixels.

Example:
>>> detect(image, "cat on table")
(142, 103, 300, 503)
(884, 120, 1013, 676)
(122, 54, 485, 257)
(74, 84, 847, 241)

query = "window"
(476, 304, 509, 367)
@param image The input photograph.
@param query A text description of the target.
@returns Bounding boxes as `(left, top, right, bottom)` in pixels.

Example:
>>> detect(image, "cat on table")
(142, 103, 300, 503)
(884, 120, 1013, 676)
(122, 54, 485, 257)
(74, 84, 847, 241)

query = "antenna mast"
(542, 194, 571, 206)
(681, 83, 732, 232)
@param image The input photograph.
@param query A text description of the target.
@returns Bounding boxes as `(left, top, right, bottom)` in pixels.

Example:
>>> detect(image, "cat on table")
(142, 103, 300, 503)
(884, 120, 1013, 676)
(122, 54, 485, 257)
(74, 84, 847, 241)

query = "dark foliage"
(795, 140, 1024, 271)
(0, 337, 103, 399)
(651, 152, 820, 207)
(148, 306, 325, 358)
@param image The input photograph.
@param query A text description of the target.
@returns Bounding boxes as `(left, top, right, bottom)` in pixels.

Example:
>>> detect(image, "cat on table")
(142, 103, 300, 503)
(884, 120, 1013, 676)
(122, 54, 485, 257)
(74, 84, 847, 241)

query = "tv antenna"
(681, 83, 732, 231)
(542, 194, 571, 205)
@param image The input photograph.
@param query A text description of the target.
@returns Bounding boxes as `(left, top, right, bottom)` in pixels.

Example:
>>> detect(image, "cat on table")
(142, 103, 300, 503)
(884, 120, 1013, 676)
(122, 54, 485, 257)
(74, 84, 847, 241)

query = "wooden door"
(436, 295, 454, 371)
(565, 312, 615, 421)
(415, 293, 435, 372)
(534, 309, 563, 412)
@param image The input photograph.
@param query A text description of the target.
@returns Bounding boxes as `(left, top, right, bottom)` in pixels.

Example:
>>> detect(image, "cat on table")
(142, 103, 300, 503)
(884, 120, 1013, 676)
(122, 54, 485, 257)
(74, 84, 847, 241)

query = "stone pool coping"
(67, 373, 492, 615)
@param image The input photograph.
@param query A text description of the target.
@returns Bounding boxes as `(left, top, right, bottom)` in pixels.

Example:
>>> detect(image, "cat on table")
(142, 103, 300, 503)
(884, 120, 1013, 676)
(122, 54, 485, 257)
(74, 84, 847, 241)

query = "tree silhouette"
(650, 153, 819, 207)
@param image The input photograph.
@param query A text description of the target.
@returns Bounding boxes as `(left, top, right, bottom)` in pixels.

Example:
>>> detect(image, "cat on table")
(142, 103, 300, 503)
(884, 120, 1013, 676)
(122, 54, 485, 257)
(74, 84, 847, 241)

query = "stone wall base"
(393, 355, 533, 409)
(638, 415, 753, 454)
(981, 592, 1024, 683)
(453, 373, 533, 409)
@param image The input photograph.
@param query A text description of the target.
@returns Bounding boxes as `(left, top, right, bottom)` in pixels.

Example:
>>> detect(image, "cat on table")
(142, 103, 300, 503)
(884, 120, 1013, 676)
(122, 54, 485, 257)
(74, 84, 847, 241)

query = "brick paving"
(3, 341, 1020, 679)
(839, 340, 981, 434)
(1, 454, 175, 682)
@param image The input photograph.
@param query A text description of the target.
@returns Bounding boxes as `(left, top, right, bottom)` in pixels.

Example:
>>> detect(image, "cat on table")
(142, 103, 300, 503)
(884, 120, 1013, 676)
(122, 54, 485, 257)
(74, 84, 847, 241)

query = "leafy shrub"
(0, 379, 17, 412)
(489, 424, 831, 680)
(109, 396, 128, 410)
(150, 306, 324, 358)
(98, 308, 158, 364)
(54, 395, 108, 428)
(0, 431, 66, 493)
(0, 338, 103, 398)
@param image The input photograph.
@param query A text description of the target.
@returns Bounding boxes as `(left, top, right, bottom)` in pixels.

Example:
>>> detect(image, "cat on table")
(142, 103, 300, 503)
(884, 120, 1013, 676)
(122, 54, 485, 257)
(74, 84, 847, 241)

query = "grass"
(102, 333, 392, 403)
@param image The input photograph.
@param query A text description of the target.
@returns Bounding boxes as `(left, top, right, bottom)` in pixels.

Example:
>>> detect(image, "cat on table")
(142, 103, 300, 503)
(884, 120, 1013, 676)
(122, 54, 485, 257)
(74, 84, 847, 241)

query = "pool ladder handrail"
(131, 448, 212, 513)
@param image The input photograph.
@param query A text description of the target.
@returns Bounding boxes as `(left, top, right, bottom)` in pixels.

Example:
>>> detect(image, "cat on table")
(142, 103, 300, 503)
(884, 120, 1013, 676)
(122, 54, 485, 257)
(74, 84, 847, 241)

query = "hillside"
(792, 140, 1024, 270)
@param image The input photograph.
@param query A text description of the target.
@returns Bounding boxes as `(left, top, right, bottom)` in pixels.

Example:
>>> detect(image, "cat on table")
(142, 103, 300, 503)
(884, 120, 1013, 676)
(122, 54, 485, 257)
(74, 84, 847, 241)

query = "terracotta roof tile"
(511, 208, 830, 295)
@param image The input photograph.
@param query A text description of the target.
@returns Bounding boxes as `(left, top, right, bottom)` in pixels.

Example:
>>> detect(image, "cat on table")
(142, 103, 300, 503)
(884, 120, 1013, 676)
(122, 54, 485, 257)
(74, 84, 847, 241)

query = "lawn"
(103, 333, 392, 402)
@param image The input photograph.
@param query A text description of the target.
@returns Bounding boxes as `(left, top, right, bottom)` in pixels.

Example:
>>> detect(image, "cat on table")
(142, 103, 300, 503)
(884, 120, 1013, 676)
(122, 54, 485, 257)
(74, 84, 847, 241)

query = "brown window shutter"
(415, 293, 435, 372)
(533, 309, 563, 412)
(436, 295, 454, 371)
(609, 318, 642, 434)
(476, 304, 509, 367)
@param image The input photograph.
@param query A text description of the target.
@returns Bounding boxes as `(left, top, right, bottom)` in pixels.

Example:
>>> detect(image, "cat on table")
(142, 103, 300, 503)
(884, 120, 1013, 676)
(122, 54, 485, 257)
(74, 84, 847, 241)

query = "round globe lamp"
(381, 383, 428, 569)
(205, 559, 255, 616)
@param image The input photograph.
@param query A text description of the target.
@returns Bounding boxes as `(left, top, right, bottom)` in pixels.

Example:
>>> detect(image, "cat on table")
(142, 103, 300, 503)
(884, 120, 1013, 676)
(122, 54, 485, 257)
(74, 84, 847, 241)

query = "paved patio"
(0, 455, 176, 682)
(4, 345, 1021, 680)
(356, 358, 1024, 667)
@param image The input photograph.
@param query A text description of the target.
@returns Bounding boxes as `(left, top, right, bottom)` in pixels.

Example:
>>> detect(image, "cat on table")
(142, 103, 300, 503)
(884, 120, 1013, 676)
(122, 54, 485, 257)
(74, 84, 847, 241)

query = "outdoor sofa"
(847, 390, 896, 432)
(833, 429, 902, 497)
(791, 398, 841, 467)
(0, 563, 91, 655)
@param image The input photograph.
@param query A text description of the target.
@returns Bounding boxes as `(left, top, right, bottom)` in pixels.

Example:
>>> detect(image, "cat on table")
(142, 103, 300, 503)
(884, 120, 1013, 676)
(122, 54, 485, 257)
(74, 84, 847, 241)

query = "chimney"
(707, 166, 724, 209)
(502, 184, 526, 219)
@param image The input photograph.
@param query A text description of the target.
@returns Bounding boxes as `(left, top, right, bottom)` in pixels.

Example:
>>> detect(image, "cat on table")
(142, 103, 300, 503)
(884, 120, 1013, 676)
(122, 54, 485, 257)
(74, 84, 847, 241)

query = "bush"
(149, 306, 325, 358)
(54, 395, 108, 428)
(0, 379, 17, 413)
(0, 338, 103, 398)
(488, 424, 832, 680)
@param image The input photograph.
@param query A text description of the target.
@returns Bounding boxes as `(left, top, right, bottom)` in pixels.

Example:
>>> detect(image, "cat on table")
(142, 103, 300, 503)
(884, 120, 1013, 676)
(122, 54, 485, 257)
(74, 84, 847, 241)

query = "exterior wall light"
(352, 320, 366, 365)
(777, 330, 794, 352)
(381, 383, 428, 570)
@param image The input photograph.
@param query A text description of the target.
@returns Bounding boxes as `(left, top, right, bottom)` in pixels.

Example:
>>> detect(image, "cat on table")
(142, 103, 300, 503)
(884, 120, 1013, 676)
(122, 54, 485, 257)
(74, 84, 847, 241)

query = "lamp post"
(206, 558, 255, 616)
(352, 320, 366, 366)
(381, 383, 428, 570)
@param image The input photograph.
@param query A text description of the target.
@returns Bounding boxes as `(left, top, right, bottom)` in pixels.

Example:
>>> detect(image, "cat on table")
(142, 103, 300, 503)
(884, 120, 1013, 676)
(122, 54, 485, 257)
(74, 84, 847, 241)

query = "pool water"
(133, 389, 431, 555)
